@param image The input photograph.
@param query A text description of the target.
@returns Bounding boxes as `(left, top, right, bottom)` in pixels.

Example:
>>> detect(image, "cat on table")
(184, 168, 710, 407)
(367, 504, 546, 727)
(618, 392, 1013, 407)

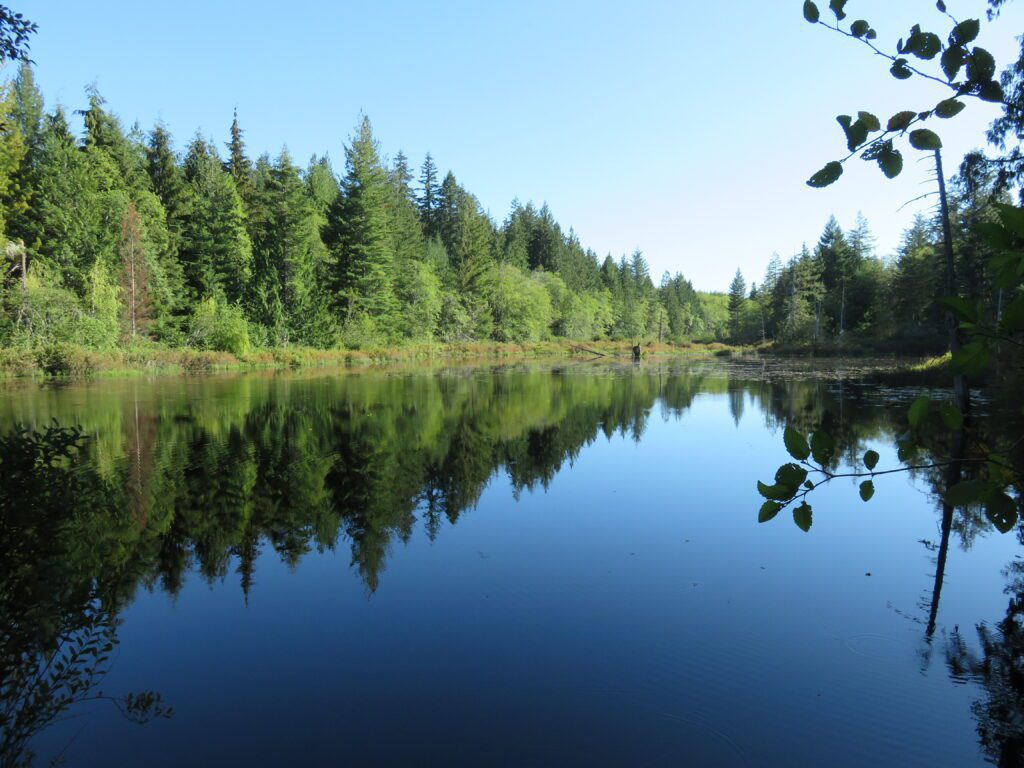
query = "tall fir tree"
(181, 136, 252, 305)
(324, 116, 399, 339)
(727, 268, 747, 339)
(226, 108, 254, 207)
(418, 153, 439, 238)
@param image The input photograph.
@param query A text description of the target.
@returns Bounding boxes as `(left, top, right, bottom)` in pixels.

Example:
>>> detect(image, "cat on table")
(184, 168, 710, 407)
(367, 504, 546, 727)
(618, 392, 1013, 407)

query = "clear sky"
(18, 0, 1024, 291)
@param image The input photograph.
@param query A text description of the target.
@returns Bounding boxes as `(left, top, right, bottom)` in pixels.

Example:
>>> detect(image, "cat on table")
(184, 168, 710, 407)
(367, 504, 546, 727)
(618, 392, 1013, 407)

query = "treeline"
(0, 65, 725, 354)
(725, 163, 1014, 351)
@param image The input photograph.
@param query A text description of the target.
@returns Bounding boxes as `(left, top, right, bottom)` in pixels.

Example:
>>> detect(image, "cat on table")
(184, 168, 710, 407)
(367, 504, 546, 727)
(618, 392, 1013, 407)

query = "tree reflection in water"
(0, 425, 170, 768)
(0, 363, 1020, 765)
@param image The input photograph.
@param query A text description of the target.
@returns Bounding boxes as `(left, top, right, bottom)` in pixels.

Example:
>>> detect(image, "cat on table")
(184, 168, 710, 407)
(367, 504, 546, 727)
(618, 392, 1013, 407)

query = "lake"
(1, 360, 1021, 767)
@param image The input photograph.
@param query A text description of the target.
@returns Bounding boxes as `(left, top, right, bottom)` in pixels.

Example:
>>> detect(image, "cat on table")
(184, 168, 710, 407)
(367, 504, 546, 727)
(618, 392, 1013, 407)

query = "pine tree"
(249, 149, 331, 345)
(418, 153, 439, 238)
(528, 203, 562, 272)
(145, 123, 190, 250)
(387, 150, 426, 268)
(815, 216, 857, 335)
(29, 107, 111, 294)
(848, 212, 875, 261)
(324, 116, 399, 338)
(500, 199, 531, 270)
(226, 108, 254, 205)
(79, 86, 147, 192)
(181, 136, 252, 304)
(305, 154, 340, 219)
(727, 268, 747, 339)
(0, 81, 27, 241)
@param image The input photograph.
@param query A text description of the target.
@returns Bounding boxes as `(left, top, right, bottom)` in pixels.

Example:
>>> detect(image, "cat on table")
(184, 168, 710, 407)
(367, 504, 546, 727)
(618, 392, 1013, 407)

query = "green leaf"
(986, 492, 1019, 534)
(995, 203, 1024, 236)
(912, 32, 942, 60)
(890, 59, 913, 80)
(776, 463, 809, 490)
(863, 450, 880, 471)
(758, 480, 797, 502)
(936, 0, 947, 11)
(887, 111, 917, 131)
(877, 147, 903, 179)
(810, 431, 835, 466)
(837, 114, 869, 151)
(935, 99, 966, 118)
(917, 32, 937, 60)
(784, 426, 811, 461)
(951, 19, 980, 46)
(807, 161, 843, 188)
(829, 0, 847, 20)
(950, 340, 990, 376)
(897, 439, 915, 463)
(940, 402, 964, 430)
(941, 46, 966, 81)
(967, 47, 996, 83)
(903, 26, 923, 55)
(909, 129, 942, 150)
(803, 0, 820, 23)
(1000, 295, 1024, 333)
(945, 479, 987, 507)
(979, 81, 1004, 102)
(936, 295, 980, 323)
(759, 501, 783, 523)
(908, 396, 930, 430)
(850, 19, 870, 37)
(859, 480, 875, 502)
(857, 111, 880, 132)
(793, 503, 813, 532)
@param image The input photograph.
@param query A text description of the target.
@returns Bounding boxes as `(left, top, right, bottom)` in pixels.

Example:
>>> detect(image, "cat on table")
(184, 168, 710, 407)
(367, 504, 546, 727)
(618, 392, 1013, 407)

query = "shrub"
(35, 343, 98, 377)
(188, 297, 251, 355)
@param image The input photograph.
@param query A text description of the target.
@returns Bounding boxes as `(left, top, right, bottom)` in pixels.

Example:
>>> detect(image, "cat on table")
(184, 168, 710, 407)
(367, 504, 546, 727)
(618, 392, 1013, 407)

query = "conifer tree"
(727, 268, 747, 339)
(226, 108, 254, 206)
(145, 124, 189, 249)
(324, 116, 399, 339)
(181, 136, 252, 304)
(418, 153, 439, 238)
(249, 149, 331, 345)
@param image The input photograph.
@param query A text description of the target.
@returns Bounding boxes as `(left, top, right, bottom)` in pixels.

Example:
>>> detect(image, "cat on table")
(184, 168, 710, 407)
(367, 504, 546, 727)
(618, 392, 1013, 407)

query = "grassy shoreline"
(0, 340, 755, 380)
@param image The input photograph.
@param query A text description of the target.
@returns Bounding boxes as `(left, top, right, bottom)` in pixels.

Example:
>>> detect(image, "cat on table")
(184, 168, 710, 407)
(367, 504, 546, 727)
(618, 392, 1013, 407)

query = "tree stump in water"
(632, 344, 641, 362)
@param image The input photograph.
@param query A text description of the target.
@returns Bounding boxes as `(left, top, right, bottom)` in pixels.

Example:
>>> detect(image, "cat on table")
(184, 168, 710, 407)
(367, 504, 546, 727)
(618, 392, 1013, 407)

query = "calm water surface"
(2, 360, 1021, 767)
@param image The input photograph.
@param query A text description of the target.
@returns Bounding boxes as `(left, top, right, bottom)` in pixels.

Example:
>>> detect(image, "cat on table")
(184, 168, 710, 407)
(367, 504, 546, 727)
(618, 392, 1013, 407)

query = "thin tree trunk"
(935, 149, 970, 416)
(926, 424, 964, 639)
(839, 281, 846, 337)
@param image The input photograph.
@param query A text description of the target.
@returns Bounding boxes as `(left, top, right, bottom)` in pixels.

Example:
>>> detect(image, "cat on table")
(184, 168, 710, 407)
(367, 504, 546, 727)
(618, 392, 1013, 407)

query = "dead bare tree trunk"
(935, 149, 970, 416)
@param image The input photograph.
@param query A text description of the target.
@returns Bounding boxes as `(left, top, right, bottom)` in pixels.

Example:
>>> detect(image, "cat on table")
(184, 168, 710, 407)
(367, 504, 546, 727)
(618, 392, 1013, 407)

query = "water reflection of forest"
(1, 365, 926, 596)
(1, 364, 1022, 766)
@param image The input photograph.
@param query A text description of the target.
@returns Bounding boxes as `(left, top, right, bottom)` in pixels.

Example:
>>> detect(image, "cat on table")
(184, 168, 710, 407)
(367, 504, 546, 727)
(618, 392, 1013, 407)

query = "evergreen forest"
(1, 58, 1018, 364)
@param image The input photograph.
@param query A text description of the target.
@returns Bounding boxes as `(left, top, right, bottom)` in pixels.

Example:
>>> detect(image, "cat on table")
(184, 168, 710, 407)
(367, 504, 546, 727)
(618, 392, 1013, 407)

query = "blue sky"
(19, 0, 1024, 291)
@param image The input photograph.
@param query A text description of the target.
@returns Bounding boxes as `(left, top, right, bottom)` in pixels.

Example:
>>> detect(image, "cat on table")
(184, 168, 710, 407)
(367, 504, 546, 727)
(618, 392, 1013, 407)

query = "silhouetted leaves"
(807, 161, 843, 188)
(909, 129, 943, 150)
(793, 503, 813, 532)
(908, 396, 931, 430)
(859, 480, 875, 501)
(784, 426, 811, 461)
(863, 450, 880, 471)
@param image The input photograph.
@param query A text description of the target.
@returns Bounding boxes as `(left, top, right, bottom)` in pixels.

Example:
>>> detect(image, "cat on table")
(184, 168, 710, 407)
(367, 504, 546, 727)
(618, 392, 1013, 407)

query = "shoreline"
(0, 340, 757, 381)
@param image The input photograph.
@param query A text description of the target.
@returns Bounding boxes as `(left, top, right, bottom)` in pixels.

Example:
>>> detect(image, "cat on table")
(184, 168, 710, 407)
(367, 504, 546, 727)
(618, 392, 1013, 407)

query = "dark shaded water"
(1, 361, 1022, 767)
